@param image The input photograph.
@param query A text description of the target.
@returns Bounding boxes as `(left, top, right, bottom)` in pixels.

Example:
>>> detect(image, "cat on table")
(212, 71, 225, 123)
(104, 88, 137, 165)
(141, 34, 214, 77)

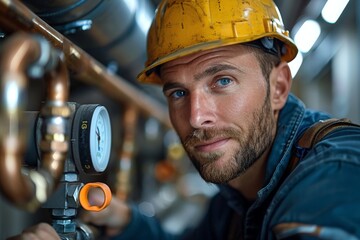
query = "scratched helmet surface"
(137, 0, 298, 84)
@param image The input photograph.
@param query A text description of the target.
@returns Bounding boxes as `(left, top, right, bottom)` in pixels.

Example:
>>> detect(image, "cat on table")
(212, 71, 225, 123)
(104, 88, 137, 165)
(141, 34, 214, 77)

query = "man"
(10, 0, 360, 239)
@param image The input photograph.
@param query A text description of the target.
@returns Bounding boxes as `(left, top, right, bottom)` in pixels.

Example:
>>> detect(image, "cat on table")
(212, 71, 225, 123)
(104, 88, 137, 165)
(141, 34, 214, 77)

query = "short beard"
(182, 97, 275, 184)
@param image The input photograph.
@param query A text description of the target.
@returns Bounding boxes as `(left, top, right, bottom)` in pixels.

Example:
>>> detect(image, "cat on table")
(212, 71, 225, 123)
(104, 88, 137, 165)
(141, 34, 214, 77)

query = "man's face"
(160, 45, 277, 184)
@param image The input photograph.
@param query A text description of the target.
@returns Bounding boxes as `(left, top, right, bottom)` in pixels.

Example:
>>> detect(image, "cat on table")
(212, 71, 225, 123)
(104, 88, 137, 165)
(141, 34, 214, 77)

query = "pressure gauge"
(72, 104, 112, 174)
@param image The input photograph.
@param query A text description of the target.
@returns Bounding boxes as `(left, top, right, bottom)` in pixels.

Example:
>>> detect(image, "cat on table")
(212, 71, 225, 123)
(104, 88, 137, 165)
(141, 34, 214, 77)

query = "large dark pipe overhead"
(22, 0, 154, 82)
(0, 0, 171, 128)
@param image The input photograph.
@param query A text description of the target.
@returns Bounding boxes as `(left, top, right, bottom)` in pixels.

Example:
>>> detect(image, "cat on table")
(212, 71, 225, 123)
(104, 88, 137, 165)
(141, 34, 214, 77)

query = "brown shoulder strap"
(286, 118, 359, 174)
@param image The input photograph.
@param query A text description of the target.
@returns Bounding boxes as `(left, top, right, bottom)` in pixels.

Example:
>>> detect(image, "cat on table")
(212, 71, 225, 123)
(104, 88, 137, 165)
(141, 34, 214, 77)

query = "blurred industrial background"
(0, 0, 358, 239)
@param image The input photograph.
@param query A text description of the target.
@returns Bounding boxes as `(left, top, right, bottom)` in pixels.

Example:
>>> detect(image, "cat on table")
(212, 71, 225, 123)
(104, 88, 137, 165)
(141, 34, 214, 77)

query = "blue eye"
(171, 90, 186, 99)
(216, 77, 232, 87)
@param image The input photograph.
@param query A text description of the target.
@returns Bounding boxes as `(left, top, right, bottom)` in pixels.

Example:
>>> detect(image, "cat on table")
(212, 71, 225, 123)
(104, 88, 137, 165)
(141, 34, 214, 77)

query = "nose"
(189, 91, 216, 128)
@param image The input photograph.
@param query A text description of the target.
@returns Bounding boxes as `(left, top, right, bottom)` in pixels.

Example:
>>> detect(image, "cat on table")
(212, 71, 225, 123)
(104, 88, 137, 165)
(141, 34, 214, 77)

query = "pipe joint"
(24, 170, 50, 211)
(40, 104, 71, 118)
(28, 35, 60, 79)
(0, 33, 70, 211)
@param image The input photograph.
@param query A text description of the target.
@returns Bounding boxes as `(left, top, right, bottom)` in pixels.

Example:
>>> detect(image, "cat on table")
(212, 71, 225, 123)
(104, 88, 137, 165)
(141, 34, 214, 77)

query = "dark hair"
(254, 49, 281, 82)
(243, 43, 281, 100)
(243, 38, 282, 83)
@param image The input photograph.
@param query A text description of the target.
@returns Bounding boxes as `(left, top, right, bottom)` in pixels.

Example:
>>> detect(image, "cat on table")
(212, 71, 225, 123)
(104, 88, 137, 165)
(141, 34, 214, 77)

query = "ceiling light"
(289, 52, 303, 78)
(321, 0, 349, 24)
(294, 20, 321, 53)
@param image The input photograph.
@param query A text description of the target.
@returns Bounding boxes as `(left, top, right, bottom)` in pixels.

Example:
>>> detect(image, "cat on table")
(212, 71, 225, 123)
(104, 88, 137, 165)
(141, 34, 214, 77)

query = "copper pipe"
(0, 32, 70, 211)
(0, 0, 172, 129)
(39, 58, 70, 181)
(115, 105, 138, 201)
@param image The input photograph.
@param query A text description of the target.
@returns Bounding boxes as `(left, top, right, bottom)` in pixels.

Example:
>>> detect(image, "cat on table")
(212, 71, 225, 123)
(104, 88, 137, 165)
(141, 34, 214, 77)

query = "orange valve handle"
(79, 182, 112, 212)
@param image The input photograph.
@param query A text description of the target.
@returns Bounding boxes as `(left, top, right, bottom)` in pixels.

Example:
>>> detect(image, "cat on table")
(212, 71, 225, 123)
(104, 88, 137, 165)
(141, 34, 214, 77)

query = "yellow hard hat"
(137, 0, 298, 84)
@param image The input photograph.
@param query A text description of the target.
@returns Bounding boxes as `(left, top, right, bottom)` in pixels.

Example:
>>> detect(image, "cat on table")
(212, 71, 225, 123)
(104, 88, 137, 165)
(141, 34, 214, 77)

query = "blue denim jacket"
(113, 94, 360, 240)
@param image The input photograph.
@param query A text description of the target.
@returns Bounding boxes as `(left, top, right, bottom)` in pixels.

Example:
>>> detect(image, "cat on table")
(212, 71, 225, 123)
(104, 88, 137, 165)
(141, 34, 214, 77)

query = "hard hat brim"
(137, 34, 298, 84)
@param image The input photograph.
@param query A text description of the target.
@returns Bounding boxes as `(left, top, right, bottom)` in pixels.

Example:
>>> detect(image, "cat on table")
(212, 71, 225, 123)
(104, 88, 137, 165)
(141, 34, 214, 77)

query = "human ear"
(270, 61, 292, 111)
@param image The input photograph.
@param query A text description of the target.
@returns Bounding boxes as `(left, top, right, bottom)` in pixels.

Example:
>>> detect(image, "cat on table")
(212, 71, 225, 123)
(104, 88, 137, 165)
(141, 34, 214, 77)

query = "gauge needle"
(96, 127, 101, 150)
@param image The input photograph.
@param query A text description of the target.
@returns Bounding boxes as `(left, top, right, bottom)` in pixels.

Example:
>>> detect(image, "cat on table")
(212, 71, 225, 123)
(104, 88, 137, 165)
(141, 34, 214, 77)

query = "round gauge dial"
(72, 104, 112, 173)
